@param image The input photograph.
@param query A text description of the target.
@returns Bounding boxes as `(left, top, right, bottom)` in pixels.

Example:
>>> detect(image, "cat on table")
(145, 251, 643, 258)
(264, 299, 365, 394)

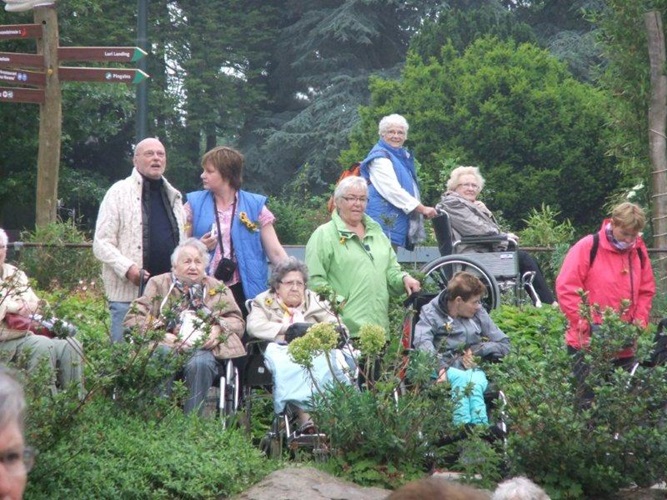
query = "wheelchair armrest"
(455, 234, 517, 250)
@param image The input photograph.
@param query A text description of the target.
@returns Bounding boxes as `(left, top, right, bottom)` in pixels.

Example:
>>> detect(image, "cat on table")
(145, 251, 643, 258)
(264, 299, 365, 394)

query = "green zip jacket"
(305, 211, 407, 337)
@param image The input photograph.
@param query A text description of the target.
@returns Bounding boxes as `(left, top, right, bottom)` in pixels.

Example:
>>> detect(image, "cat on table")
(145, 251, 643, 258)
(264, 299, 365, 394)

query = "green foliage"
(16, 221, 100, 290)
(491, 304, 667, 497)
(6, 289, 277, 499)
(271, 164, 332, 245)
(519, 204, 575, 283)
(344, 37, 622, 231)
(26, 401, 275, 499)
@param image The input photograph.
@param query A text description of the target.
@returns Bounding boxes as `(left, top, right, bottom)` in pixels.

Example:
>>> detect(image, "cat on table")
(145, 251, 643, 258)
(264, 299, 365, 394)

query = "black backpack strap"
(589, 233, 599, 267)
(590, 231, 646, 268)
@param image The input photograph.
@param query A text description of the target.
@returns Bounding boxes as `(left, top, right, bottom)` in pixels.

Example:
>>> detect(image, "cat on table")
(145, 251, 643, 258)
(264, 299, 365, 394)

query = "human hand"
(436, 368, 447, 384)
(461, 348, 476, 369)
(126, 265, 149, 287)
(403, 275, 421, 295)
(419, 205, 438, 219)
(506, 232, 519, 242)
(202, 325, 222, 350)
(201, 232, 217, 251)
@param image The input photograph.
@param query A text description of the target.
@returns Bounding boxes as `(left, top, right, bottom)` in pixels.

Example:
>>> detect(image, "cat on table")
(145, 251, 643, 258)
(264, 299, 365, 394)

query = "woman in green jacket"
(305, 176, 421, 337)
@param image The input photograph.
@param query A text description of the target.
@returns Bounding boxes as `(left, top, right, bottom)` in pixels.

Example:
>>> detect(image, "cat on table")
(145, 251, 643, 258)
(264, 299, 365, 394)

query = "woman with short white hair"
(359, 113, 437, 250)
(438, 166, 555, 306)
(123, 237, 245, 414)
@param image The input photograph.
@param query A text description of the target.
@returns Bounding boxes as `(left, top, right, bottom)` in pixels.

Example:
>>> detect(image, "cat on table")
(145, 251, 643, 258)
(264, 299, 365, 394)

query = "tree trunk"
(35, 5, 62, 227)
(645, 10, 667, 293)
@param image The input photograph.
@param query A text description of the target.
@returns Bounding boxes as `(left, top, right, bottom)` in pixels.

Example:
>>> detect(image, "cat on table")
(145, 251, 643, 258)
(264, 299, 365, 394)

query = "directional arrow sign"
(59, 67, 149, 84)
(0, 52, 44, 69)
(58, 46, 147, 63)
(0, 68, 46, 86)
(0, 24, 43, 40)
(0, 86, 45, 104)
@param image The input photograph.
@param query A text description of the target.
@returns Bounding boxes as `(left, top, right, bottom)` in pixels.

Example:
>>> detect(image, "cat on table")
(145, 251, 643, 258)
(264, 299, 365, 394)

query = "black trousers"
(517, 250, 555, 304)
(568, 346, 636, 411)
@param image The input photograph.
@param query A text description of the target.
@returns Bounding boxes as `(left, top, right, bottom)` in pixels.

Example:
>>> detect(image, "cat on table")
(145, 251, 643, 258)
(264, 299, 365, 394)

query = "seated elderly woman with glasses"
(437, 166, 556, 306)
(0, 368, 35, 500)
(246, 257, 356, 433)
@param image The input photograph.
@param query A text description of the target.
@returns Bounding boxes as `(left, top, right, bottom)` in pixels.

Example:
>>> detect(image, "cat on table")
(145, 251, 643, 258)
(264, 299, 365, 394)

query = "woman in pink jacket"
(556, 202, 655, 408)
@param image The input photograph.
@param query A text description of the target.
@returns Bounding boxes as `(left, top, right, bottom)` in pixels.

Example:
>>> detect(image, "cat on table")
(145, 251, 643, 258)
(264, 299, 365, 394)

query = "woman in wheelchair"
(123, 238, 245, 415)
(437, 165, 555, 306)
(413, 272, 510, 427)
(246, 257, 355, 434)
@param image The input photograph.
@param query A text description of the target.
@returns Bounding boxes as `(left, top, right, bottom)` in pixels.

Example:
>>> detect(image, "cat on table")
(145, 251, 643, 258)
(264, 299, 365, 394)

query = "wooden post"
(34, 5, 61, 227)
(645, 10, 667, 293)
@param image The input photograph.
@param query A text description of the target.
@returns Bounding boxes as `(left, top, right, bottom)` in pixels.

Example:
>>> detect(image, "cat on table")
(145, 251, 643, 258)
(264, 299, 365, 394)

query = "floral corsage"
(239, 212, 259, 232)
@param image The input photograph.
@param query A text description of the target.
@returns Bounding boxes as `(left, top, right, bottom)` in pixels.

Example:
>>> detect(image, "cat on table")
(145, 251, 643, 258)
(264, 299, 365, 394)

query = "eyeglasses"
(139, 150, 166, 158)
(0, 447, 36, 476)
(458, 182, 480, 191)
(280, 280, 305, 288)
(341, 196, 368, 204)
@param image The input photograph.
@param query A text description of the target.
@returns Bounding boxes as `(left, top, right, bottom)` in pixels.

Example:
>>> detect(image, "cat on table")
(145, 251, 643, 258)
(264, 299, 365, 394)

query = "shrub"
(491, 305, 667, 497)
(17, 220, 100, 290)
(26, 401, 276, 499)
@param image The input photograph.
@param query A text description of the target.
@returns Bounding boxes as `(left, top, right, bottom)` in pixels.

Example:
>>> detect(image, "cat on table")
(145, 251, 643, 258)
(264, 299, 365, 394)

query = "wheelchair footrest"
(288, 432, 327, 447)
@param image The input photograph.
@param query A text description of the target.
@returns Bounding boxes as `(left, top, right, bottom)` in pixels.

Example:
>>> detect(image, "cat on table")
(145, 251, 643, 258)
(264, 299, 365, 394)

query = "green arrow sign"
(59, 67, 149, 84)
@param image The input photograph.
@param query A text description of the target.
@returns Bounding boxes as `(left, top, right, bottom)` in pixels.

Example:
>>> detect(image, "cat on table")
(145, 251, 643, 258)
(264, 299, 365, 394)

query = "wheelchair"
(242, 339, 331, 460)
(399, 292, 508, 452)
(214, 357, 240, 427)
(423, 211, 540, 310)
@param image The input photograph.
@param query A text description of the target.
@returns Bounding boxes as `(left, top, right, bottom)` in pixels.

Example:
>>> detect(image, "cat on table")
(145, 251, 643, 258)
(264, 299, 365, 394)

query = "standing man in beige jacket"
(94, 138, 186, 342)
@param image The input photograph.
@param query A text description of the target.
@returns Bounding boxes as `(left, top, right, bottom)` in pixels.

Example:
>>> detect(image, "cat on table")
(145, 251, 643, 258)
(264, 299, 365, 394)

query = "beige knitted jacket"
(93, 168, 187, 303)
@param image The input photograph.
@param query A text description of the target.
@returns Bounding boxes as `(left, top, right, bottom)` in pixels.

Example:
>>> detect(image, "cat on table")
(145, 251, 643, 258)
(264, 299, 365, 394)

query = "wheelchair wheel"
(420, 255, 501, 311)
(219, 360, 239, 428)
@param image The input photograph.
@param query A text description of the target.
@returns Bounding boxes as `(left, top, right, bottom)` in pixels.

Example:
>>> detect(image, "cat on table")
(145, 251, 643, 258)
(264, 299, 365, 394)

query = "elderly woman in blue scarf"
(360, 114, 437, 250)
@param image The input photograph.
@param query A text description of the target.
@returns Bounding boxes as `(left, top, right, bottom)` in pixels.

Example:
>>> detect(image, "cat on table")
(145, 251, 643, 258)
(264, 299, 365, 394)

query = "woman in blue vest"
(360, 114, 437, 250)
(185, 146, 287, 317)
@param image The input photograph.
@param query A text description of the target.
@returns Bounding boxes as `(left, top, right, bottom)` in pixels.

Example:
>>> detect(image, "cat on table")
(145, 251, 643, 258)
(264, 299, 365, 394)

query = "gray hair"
(333, 176, 368, 206)
(0, 368, 26, 432)
(378, 114, 409, 137)
(268, 257, 308, 292)
(0, 228, 8, 247)
(170, 238, 211, 268)
(491, 476, 550, 500)
(446, 165, 485, 192)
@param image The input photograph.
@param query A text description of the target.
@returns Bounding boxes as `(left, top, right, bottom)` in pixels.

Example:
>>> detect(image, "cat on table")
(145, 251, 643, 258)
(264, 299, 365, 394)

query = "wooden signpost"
(0, 86, 44, 103)
(0, 23, 42, 39)
(0, 6, 149, 226)
(0, 67, 46, 85)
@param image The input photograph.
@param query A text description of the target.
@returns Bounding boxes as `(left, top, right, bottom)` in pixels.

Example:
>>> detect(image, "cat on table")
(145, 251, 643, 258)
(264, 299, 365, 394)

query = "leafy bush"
(17, 220, 100, 290)
(26, 401, 275, 499)
(519, 204, 575, 286)
(271, 163, 332, 245)
(7, 289, 277, 499)
(492, 305, 667, 498)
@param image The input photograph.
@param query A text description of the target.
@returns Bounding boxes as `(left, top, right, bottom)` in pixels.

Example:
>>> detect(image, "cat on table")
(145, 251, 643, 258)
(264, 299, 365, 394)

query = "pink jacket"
(556, 219, 655, 356)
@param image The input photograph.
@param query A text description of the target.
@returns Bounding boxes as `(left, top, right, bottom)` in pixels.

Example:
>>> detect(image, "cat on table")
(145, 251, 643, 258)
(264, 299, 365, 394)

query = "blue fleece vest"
(360, 140, 418, 247)
(186, 189, 269, 300)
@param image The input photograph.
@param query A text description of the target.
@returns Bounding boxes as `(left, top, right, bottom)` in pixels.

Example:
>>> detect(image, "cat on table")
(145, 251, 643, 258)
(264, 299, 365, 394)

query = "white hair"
(378, 114, 409, 137)
(170, 238, 211, 268)
(446, 165, 485, 192)
(491, 476, 550, 500)
(333, 176, 368, 204)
